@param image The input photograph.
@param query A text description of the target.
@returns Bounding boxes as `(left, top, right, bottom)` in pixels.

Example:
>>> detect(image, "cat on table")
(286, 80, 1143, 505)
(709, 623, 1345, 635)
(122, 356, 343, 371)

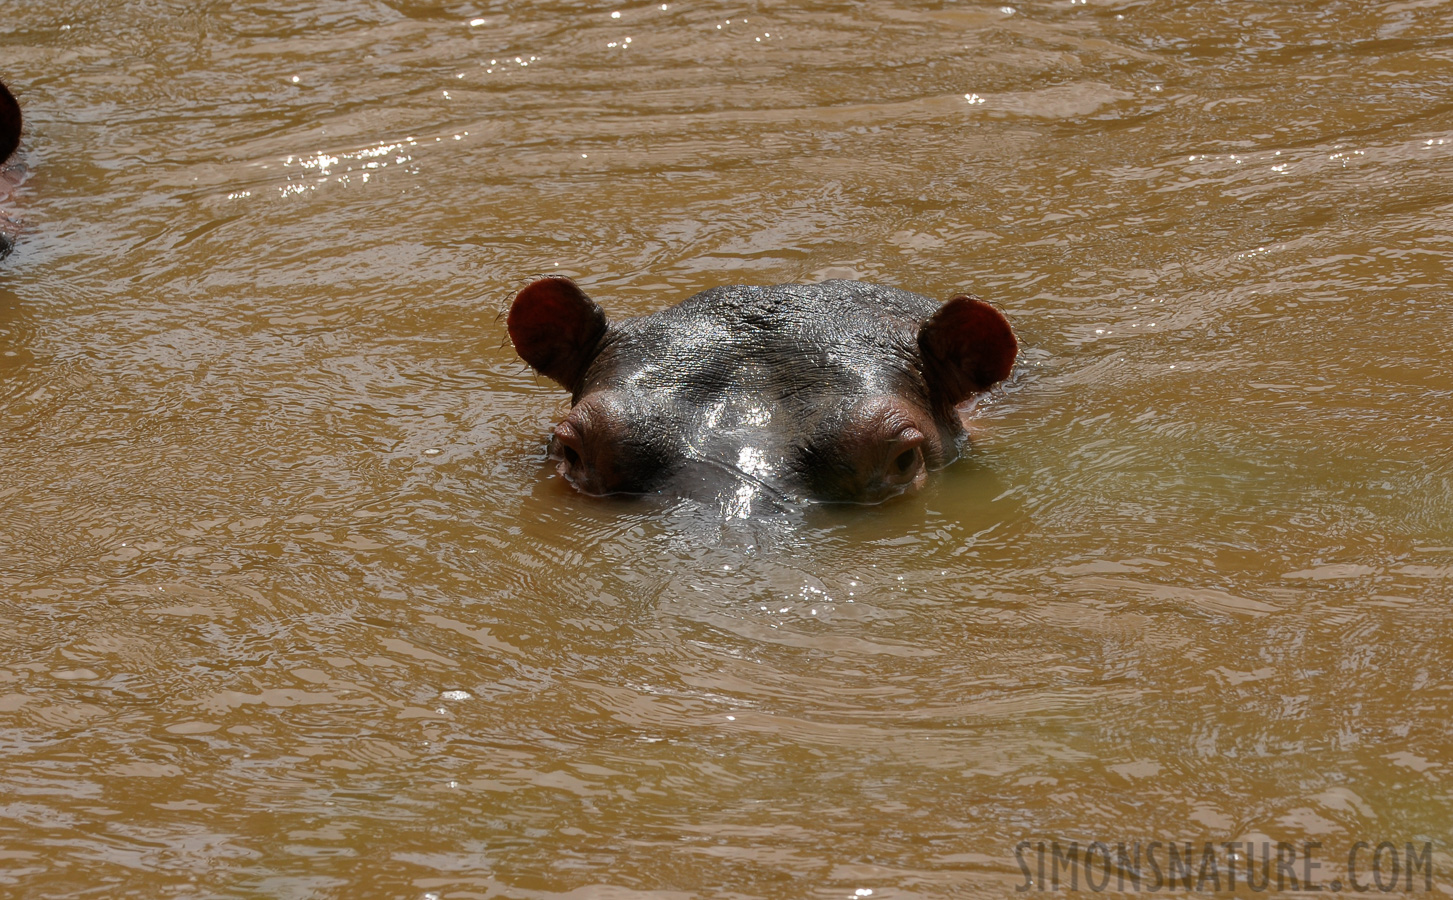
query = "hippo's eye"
(552, 420, 587, 470)
(883, 431, 925, 486)
(547, 402, 675, 496)
(799, 413, 932, 503)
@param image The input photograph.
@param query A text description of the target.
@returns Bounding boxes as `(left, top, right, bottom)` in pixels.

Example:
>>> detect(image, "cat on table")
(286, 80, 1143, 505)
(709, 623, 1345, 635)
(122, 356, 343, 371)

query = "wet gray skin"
(0, 79, 21, 259)
(0, 80, 19, 164)
(508, 276, 1017, 513)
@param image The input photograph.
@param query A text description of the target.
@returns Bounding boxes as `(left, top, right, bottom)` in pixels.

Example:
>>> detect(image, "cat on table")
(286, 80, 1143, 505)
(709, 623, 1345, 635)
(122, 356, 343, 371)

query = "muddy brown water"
(1, 1, 1451, 897)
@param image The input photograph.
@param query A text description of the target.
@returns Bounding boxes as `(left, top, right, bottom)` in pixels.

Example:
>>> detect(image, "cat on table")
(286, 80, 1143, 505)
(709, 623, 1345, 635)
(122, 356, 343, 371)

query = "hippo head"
(0, 80, 19, 165)
(0, 80, 21, 259)
(508, 276, 1016, 510)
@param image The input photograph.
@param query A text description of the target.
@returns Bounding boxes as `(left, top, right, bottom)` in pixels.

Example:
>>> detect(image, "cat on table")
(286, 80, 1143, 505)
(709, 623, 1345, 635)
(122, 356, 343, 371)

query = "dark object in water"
(0, 78, 22, 258)
(508, 276, 1017, 511)
(0, 79, 19, 164)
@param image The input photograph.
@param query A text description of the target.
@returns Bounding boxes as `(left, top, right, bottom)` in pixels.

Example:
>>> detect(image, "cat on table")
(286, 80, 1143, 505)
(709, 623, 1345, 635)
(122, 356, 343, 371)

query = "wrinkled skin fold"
(508, 276, 1017, 511)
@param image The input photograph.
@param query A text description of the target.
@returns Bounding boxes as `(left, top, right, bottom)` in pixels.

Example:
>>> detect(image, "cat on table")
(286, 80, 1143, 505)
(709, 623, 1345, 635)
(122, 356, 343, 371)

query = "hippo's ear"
(0, 80, 20, 164)
(508, 276, 609, 393)
(917, 295, 1017, 406)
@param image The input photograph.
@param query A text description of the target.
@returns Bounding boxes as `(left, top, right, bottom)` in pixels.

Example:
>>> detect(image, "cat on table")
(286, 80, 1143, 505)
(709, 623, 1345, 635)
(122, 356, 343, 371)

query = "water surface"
(1, 0, 1450, 896)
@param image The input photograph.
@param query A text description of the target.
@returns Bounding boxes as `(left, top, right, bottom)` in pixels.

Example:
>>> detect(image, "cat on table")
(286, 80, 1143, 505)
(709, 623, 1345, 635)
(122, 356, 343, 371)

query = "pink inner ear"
(918, 295, 1018, 406)
(507, 276, 608, 391)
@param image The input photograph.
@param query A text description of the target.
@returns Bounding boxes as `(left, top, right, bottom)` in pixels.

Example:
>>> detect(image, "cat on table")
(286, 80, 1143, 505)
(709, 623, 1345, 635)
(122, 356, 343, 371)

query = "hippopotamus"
(508, 276, 1017, 510)
(0, 78, 22, 258)
(0, 80, 19, 166)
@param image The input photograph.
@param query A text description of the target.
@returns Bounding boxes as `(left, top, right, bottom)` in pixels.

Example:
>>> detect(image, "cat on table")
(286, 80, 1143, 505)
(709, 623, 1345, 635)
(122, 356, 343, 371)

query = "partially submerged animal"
(0, 78, 24, 258)
(508, 276, 1016, 511)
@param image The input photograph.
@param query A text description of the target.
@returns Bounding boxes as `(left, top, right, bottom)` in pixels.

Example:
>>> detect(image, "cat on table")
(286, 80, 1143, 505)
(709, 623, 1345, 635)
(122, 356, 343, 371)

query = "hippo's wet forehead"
(592, 281, 932, 402)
